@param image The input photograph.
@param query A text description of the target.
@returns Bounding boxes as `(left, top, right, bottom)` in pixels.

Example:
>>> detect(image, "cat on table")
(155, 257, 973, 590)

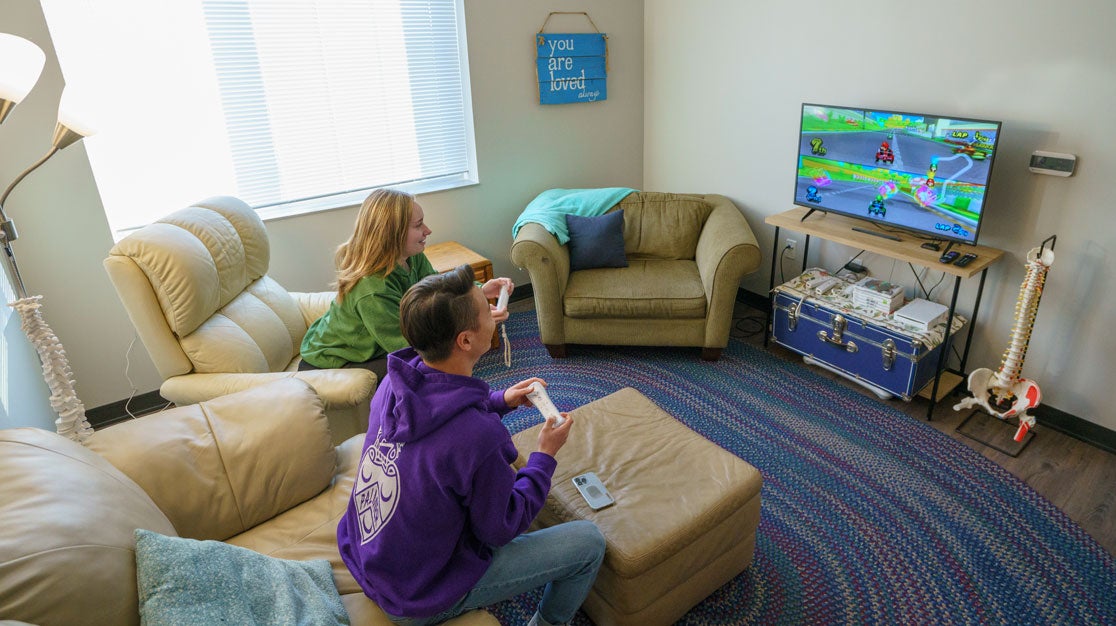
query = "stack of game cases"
(850, 277, 905, 315)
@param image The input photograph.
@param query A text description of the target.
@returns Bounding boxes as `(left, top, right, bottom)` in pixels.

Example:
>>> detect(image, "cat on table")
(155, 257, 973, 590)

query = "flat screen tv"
(793, 103, 1002, 245)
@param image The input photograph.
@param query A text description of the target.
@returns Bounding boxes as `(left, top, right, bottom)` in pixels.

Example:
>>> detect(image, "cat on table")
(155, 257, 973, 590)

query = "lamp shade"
(54, 86, 96, 149)
(0, 33, 46, 105)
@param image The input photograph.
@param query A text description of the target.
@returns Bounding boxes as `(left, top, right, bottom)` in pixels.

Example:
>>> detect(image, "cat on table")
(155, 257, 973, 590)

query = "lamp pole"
(1, 124, 94, 442)
(0, 218, 30, 300)
(1, 145, 60, 299)
(0, 137, 94, 441)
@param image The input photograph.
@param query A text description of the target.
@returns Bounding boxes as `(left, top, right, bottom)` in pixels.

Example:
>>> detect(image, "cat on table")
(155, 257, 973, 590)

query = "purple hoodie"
(337, 348, 557, 618)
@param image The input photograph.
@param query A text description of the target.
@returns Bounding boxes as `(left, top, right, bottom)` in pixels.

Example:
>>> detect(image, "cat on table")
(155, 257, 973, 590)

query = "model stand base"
(955, 408, 1036, 457)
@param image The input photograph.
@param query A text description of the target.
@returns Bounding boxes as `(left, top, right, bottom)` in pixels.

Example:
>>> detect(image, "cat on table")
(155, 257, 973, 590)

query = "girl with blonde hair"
(300, 188, 512, 380)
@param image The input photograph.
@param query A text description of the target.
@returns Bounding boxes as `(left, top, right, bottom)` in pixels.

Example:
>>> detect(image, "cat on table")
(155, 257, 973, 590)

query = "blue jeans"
(387, 520, 606, 626)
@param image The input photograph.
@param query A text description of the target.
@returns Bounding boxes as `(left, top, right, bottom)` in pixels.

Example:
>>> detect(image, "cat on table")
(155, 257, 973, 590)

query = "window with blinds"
(41, 0, 476, 237)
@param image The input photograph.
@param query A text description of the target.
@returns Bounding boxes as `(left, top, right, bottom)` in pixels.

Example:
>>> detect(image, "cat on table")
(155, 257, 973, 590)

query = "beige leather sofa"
(511, 192, 761, 360)
(0, 379, 496, 626)
(104, 196, 376, 442)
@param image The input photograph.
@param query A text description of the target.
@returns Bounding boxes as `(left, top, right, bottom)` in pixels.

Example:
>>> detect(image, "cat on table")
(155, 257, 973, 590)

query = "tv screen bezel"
(793, 102, 1002, 246)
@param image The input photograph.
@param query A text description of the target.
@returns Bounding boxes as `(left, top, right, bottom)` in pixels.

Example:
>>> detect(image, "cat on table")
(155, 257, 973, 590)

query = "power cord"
(833, 250, 867, 281)
(731, 314, 766, 339)
(845, 249, 867, 268)
(122, 335, 141, 419)
(903, 259, 948, 301)
(123, 334, 172, 420)
(908, 262, 930, 298)
(778, 244, 792, 284)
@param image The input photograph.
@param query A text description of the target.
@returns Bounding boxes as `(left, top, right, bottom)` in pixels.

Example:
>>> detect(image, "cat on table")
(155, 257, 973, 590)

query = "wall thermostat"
(1029, 151, 1076, 177)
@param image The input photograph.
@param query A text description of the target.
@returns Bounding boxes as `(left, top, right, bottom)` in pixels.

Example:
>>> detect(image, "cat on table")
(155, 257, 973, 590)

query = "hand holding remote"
(526, 381, 565, 427)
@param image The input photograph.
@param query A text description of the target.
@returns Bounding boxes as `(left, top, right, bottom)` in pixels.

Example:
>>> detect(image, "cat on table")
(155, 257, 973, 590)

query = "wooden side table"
(425, 240, 494, 284)
(424, 241, 499, 348)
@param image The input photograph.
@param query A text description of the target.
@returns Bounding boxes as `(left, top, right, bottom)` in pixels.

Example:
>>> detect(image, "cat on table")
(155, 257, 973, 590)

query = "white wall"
(644, 0, 1115, 429)
(0, 0, 644, 427)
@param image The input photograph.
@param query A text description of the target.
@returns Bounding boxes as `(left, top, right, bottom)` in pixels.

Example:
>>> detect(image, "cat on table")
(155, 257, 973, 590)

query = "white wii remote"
(814, 277, 840, 295)
(526, 381, 565, 426)
(496, 284, 510, 311)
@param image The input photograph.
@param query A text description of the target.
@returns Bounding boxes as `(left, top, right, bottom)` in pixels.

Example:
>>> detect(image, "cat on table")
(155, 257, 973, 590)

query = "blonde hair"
(335, 188, 415, 300)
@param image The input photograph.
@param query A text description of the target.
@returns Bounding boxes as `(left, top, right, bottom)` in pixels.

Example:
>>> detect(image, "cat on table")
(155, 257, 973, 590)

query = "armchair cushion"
(111, 204, 270, 338)
(564, 259, 706, 319)
(135, 529, 348, 625)
(160, 369, 376, 410)
(619, 193, 713, 260)
(566, 210, 628, 271)
(294, 290, 339, 328)
(183, 275, 307, 373)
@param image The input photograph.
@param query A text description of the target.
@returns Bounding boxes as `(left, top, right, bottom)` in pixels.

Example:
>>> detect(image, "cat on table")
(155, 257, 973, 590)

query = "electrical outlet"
(785, 238, 797, 260)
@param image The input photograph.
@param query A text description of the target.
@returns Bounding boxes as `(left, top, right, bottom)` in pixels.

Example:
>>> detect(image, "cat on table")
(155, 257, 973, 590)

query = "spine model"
(10, 295, 93, 442)
(954, 244, 1054, 441)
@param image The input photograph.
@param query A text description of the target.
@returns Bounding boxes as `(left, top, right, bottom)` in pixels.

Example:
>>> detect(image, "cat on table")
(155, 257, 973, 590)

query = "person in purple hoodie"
(337, 264, 606, 626)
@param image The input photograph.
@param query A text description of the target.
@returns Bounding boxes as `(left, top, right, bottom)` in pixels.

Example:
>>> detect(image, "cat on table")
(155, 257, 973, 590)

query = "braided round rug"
(473, 310, 1116, 625)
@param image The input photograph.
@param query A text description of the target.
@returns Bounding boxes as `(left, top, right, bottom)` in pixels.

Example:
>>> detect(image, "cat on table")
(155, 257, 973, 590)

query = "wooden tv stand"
(764, 207, 1004, 419)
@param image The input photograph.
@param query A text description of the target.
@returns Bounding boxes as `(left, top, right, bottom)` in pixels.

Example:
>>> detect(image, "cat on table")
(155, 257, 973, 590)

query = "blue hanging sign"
(536, 32, 608, 105)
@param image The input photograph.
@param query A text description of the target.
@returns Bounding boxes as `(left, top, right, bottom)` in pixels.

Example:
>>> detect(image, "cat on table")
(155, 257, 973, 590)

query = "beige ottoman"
(513, 387, 763, 626)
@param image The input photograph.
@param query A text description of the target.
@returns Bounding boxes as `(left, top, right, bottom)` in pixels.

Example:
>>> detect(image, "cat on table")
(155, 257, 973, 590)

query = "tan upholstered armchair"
(510, 192, 761, 360)
(104, 196, 375, 441)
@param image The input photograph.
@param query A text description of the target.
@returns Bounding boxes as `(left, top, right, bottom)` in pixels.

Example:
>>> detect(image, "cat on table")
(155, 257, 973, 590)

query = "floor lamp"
(1, 33, 93, 442)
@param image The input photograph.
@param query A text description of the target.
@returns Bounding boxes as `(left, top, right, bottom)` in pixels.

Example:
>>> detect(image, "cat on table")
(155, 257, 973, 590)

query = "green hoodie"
(300, 254, 436, 368)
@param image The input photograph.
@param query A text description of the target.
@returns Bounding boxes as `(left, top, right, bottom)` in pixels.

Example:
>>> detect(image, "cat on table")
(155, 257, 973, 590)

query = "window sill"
(256, 174, 479, 224)
(110, 175, 478, 241)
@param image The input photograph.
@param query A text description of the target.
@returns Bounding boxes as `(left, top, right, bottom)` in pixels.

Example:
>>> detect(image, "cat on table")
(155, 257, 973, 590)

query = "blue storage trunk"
(770, 271, 965, 401)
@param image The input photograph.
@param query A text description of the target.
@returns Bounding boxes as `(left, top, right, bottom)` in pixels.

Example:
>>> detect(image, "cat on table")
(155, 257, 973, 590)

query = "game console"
(526, 381, 565, 426)
(893, 298, 949, 331)
(496, 284, 510, 311)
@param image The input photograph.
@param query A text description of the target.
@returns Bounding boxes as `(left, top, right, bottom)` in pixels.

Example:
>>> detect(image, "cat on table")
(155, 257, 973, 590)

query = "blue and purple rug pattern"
(473, 311, 1115, 625)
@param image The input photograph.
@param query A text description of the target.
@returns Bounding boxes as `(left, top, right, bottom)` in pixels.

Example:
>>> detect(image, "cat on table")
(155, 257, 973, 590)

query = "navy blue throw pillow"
(566, 211, 628, 272)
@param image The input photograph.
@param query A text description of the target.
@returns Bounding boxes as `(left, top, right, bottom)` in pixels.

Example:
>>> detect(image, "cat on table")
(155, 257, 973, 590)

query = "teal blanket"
(512, 188, 637, 245)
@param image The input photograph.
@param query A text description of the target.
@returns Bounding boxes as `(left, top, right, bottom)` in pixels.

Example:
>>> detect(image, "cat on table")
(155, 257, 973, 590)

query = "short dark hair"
(400, 264, 481, 362)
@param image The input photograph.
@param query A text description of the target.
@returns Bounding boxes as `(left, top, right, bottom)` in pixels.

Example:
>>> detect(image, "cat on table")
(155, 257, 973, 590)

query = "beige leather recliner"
(104, 196, 375, 442)
(511, 192, 761, 360)
(0, 378, 497, 626)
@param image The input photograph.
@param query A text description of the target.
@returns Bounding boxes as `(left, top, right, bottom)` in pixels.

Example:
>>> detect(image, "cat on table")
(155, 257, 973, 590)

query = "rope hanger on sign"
(536, 11, 609, 73)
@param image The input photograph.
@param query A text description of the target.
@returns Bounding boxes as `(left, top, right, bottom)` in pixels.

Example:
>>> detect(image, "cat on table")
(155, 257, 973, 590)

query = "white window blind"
(40, 0, 476, 237)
